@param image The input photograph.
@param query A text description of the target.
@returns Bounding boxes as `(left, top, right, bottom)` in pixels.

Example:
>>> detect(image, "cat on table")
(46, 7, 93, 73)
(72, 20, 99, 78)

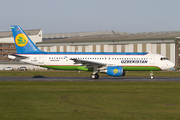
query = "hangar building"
(0, 29, 180, 70)
(37, 31, 180, 66)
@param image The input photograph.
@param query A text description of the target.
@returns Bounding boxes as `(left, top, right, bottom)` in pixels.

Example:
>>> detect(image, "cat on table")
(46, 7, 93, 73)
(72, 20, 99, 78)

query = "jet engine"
(107, 66, 125, 77)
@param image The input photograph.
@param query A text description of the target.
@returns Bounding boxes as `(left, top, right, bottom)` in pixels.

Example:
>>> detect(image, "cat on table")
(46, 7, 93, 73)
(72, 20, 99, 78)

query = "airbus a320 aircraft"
(8, 25, 175, 79)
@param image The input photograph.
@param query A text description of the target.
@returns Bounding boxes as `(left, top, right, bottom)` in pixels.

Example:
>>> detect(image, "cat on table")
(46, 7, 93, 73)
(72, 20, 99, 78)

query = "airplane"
(8, 25, 175, 79)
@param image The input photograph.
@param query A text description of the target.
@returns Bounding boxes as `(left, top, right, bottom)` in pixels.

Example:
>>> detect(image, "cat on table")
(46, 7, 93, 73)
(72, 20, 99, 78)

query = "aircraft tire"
(91, 74, 96, 79)
(91, 74, 99, 79)
(95, 74, 99, 79)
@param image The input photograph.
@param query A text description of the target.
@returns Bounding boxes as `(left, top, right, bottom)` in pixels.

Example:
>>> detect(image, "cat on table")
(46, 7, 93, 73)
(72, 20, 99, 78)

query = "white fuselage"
(10, 53, 175, 71)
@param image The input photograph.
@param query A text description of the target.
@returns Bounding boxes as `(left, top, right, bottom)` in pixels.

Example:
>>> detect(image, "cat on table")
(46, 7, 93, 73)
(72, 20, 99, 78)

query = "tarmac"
(0, 76, 180, 82)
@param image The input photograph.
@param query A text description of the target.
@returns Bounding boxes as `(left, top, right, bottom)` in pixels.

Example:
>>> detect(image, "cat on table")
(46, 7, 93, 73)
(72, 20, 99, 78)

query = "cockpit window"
(160, 57, 168, 60)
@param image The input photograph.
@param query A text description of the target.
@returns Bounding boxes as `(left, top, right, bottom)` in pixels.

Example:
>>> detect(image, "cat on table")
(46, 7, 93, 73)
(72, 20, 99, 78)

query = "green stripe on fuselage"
(40, 65, 161, 71)
(123, 66, 161, 71)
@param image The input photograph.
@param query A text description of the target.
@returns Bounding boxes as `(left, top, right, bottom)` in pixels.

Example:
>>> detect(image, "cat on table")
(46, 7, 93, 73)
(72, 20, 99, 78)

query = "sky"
(1, 0, 180, 34)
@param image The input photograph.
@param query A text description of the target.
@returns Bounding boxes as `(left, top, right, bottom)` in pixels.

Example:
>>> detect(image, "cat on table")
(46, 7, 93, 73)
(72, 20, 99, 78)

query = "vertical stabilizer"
(11, 25, 43, 53)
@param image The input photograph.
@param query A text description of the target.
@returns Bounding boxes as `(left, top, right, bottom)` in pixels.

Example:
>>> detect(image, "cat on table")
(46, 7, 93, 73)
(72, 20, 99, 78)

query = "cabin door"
(38, 55, 44, 65)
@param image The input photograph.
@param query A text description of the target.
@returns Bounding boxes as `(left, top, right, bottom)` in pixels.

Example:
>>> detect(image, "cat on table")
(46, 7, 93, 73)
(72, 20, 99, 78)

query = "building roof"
(42, 31, 130, 39)
(39, 31, 180, 44)
(0, 29, 41, 38)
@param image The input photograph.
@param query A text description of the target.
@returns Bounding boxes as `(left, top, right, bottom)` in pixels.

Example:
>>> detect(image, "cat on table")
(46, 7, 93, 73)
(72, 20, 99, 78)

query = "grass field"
(0, 71, 180, 119)
(0, 81, 180, 120)
(0, 70, 180, 77)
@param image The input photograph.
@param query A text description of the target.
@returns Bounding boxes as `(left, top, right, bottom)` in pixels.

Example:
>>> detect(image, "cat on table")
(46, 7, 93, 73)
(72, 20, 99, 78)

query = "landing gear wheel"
(150, 71, 154, 79)
(91, 74, 96, 79)
(91, 74, 99, 79)
(95, 74, 99, 79)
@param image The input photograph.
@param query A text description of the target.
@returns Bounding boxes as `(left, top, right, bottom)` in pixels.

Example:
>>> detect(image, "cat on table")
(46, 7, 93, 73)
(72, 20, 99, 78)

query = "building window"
(179, 53, 180, 56)
(10, 45, 15, 47)
(9, 49, 15, 52)
(3, 50, 9, 52)
(3, 54, 8, 57)
(3, 60, 9, 62)
(3, 45, 9, 47)
(9, 60, 14, 62)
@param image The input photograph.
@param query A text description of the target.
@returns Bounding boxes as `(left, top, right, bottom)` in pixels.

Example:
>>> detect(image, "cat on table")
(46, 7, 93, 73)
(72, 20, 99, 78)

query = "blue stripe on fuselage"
(15, 52, 148, 55)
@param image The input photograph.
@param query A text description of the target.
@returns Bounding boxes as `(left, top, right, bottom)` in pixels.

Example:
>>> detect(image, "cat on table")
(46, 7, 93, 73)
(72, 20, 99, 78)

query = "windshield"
(160, 57, 168, 60)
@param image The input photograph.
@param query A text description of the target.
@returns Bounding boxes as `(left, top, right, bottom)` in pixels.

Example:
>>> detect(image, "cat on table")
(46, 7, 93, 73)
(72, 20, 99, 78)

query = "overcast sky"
(1, 0, 180, 34)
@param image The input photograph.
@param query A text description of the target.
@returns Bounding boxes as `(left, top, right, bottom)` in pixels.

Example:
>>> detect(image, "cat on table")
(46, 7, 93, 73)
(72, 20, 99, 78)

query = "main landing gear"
(90, 67, 99, 79)
(150, 71, 154, 79)
(90, 73, 99, 79)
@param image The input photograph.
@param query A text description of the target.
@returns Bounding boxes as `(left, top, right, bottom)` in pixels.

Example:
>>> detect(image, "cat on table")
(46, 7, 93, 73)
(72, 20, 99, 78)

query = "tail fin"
(11, 25, 43, 53)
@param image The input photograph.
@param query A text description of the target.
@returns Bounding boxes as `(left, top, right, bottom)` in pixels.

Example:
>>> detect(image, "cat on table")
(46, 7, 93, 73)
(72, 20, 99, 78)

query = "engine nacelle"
(107, 66, 125, 77)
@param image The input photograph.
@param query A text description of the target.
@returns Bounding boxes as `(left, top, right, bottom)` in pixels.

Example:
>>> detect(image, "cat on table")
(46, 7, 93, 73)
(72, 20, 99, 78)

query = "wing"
(71, 58, 107, 68)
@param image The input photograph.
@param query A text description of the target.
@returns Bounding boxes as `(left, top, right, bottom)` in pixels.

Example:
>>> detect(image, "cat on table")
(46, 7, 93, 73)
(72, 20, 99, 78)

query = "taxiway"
(0, 77, 180, 82)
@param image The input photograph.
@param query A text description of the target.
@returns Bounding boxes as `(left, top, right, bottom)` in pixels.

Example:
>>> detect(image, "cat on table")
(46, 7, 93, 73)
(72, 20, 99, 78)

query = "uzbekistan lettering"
(121, 60, 148, 64)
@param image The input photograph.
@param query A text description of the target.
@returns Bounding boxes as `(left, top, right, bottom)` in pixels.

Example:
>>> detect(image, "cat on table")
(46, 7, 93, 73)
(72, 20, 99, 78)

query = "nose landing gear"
(150, 71, 154, 79)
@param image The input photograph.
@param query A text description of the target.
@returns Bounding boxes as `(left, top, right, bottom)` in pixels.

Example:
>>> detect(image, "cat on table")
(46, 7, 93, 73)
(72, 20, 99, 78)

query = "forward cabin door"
(149, 54, 155, 64)
(38, 55, 44, 65)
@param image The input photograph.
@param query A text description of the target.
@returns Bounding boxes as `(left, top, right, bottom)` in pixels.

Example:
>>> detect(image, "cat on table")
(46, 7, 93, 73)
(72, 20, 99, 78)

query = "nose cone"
(168, 61, 175, 69)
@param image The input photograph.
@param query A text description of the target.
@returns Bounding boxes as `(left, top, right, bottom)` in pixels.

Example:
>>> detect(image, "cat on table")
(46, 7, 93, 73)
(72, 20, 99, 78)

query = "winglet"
(11, 25, 43, 53)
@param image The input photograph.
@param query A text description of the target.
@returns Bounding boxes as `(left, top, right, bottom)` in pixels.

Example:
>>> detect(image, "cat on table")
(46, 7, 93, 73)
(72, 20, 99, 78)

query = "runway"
(0, 76, 180, 82)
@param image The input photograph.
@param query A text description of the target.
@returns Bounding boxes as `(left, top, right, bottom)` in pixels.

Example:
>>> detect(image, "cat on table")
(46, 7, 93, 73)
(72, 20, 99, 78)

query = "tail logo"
(15, 33, 28, 47)
(113, 69, 118, 73)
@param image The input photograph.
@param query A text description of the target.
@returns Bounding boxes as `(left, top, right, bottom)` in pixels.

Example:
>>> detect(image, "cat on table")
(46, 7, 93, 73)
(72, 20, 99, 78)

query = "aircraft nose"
(168, 61, 175, 69)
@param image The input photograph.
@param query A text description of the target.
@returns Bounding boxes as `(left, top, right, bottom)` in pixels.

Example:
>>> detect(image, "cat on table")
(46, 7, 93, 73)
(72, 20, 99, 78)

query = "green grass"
(0, 82, 180, 120)
(0, 70, 180, 77)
